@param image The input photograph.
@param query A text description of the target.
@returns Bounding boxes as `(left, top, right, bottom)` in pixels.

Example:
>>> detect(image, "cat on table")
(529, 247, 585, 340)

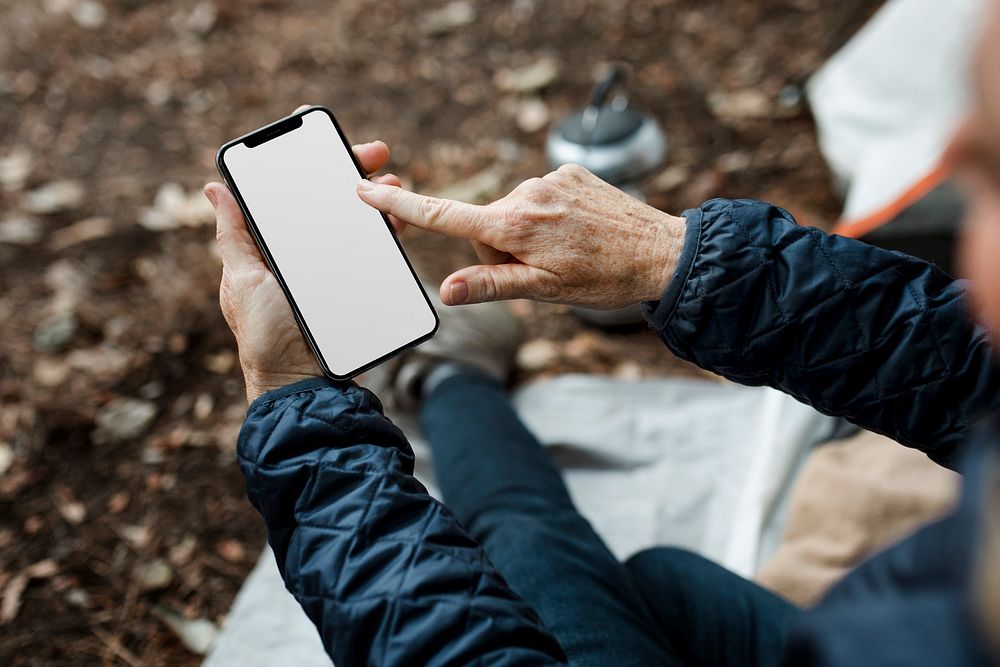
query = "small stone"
(26, 560, 59, 579)
(0, 216, 42, 245)
(517, 339, 560, 370)
(684, 168, 724, 205)
(93, 398, 157, 444)
(419, 1, 475, 36)
(652, 165, 690, 192)
(32, 311, 77, 351)
(707, 90, 771, 122)
(496, 139, 522, 163)
(216, 538, 245, 563)
(187, 431, 215, 448)
(564, 331, 607, 360)
(144, 80, 171, 107)
(494, 56, 560, 93)
(508, 299, 533, 318)
(512, 0, 536, 21)
(717, 151, 752, 173)
(203, 350, 235, 374)
(66, 345, 132, 381)
(23, 516, 43, 535)
(186, 1, 217, 35)
(56, 497, 86, 525)
(65, 588, 90, 608)
(141, 446, 165, 465)
(0, 442, 13, 477)
(138, 558, 173, 592)
(102, 316, 130, 342)
(139, 183, 184, 230)
(0, 150, 32, 192)
(432, 167, 504, 204)
(516, 97, 550, 133)
(71, 0, 107, 28)
(167, 426, 191, 447)
(613, 360, 643, 380)
(168, 334, 188, 354)
(169, 535, 197, 566)
(152, 607, 218, 655)
(139, 183, 214, 231)
(48, 217, 112, 251)
(193, 393, 214, 421)
(82, 55, 113, 80)
(106, 492, 129, 514)
(777, 83, 804, 110)
(22, 180, 85, 214)
(45, 259, 88, 311)
(139, 381, 163, 400)
(1, 573, 27, 624)
(33, 357, 70, 387)
(120, 524, 151, 549)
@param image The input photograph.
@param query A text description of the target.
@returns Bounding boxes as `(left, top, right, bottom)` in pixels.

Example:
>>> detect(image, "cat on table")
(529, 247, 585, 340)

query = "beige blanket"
(755, 430, 959, 606)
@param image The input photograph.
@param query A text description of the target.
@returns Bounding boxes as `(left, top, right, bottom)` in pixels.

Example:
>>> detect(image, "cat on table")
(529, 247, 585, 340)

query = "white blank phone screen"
(222, 110, 436, 377)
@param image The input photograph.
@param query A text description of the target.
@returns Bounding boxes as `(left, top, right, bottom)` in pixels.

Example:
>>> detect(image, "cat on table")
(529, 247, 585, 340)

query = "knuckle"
(556, 162, 587, 178)
(520, 177, 546, 194)
(479, 272, 501, 302)
(512, 177, 549, 203)
(418, 196, 448, 223)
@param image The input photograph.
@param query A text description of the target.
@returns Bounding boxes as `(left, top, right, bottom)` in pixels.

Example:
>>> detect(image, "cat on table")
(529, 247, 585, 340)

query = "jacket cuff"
(641, 204, 704, 331)
(247, 376, 353, 413)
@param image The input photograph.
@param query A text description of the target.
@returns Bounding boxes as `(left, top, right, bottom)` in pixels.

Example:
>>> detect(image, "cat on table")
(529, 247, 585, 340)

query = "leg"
(421, 371, 679, 667)
(624, 547, 799, 667)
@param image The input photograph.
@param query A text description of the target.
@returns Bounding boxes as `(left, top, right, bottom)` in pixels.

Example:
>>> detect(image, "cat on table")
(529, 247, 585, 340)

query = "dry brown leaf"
(1, 559, 59, 624)
(0, 573, 28, 624)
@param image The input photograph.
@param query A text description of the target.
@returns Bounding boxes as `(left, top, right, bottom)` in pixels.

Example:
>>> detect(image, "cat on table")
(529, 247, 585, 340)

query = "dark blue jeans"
(421, 371, 798, 666)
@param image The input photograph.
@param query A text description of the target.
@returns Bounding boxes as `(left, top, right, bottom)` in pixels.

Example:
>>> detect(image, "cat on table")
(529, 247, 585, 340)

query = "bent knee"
(625, 546, 716, 579)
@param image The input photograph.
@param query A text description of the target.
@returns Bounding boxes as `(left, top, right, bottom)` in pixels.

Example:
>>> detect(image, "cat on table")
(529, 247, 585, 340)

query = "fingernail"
(449, 281, 468, 305)
(203, 186, 218, 208)
(357, 180, 375, 193)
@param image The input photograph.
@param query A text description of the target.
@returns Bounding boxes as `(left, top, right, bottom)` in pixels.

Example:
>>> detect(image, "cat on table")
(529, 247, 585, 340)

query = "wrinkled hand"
(206, 133, 402, 403)
(356, 163, 686, 309)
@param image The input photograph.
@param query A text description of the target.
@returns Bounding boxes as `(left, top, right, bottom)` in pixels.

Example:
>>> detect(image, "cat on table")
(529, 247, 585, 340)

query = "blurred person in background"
(203, 4, 1000, 666)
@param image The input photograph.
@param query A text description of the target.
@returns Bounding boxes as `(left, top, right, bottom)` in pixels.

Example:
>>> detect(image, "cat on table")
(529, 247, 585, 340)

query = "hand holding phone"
(207, 182, 326, 401)
(206, 108, 436, 400)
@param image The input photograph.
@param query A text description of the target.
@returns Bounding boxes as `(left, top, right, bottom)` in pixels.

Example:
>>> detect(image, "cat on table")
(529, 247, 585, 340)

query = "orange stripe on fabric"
(832, 160, 951, 238)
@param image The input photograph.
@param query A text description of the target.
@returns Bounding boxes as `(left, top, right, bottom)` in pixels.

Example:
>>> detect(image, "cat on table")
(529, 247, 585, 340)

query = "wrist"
(640, 212, 687, 302)
(244, 369, 324, 403)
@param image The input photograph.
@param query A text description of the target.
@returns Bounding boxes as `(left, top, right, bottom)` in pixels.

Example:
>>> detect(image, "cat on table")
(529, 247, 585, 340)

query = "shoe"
(360, 277, 523, 412)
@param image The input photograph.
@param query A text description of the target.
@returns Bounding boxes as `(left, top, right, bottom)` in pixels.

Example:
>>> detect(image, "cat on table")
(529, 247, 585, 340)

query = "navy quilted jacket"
(237, 198, 1000, 665)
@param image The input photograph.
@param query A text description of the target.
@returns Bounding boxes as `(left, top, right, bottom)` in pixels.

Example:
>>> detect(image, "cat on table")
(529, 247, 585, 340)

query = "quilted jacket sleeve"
(237, 378, 566, 667)
(644, 198, 1000, 468)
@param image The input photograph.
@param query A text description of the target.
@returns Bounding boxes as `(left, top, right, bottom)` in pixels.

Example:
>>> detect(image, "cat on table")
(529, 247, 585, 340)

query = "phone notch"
(243, 114, 304, 148)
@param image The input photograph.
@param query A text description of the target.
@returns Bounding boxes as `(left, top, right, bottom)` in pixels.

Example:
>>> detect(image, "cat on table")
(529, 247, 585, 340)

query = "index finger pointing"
(356, 181, 487, 240)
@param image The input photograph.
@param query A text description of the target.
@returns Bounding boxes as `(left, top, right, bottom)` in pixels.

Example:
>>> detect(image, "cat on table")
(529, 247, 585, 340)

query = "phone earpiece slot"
(244, 114, 304, 148)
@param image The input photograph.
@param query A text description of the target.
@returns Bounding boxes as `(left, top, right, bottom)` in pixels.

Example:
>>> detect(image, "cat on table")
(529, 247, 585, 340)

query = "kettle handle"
(588, 64, 628, 109)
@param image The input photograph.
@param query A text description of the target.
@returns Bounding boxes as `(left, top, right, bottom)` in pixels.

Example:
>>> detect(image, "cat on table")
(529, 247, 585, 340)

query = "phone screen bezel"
(216, 105, 438, 381)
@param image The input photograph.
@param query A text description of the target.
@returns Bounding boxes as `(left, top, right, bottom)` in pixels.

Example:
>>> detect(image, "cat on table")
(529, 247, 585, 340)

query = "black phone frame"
(216, 105, 439, 382)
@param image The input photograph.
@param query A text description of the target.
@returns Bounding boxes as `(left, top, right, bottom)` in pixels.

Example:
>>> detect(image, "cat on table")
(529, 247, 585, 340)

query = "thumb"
(205, 182, 263, 272)
(442, 263, 558, 305)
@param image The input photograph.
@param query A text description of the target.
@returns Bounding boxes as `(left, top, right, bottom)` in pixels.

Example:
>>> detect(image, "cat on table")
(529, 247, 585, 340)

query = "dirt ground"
(0, 0, 881, 663)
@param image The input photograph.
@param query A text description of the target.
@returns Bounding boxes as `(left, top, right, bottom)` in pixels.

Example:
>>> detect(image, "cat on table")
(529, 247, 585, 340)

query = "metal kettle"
(545, 65, 668, 326)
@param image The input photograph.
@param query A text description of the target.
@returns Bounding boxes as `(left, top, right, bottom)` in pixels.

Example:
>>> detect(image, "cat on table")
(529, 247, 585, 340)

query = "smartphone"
(216, 106, 438, 380)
